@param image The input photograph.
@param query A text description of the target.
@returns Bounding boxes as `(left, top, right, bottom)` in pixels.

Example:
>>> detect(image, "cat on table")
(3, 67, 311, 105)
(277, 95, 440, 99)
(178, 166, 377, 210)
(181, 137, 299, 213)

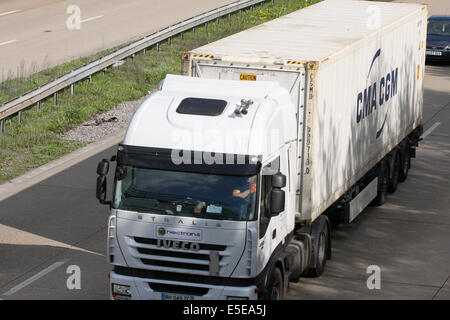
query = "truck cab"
(98, 75, 299, 299)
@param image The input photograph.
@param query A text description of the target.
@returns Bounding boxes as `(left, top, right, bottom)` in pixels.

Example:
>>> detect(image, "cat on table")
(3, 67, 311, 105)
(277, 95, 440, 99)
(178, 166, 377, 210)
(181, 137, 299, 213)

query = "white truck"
(96, 0, 427, 300)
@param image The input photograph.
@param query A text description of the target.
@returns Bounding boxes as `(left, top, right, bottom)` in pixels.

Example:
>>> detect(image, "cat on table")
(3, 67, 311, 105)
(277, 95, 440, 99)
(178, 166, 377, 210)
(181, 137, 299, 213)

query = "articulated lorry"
(96, 0, 427, 300)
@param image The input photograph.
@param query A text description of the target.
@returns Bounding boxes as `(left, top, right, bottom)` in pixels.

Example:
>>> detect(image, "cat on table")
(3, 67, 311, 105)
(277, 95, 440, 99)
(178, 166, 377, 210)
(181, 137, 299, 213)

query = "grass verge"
(0, 0, 321, 184)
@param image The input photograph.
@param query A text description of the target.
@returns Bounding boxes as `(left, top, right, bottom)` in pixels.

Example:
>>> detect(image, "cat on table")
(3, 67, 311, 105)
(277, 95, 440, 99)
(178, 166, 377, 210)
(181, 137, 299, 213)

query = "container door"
(191, 61, 304, 112)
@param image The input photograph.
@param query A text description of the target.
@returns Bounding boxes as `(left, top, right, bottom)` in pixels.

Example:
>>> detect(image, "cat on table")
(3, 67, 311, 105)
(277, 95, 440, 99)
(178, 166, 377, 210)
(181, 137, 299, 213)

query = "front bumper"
(110, 271, 258, 300)
(426, 50, 450, 62)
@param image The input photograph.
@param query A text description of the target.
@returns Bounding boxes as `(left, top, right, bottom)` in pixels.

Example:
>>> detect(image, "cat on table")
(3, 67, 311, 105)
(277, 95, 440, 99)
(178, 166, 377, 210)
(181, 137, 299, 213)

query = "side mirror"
(270, 172, 286, 216)
(96, 175, 108, 204)
(270, 188, 285, 216)
(96, 159, 111, 205)
(272, 172, 286, 188)
(97, 159, 109, 176)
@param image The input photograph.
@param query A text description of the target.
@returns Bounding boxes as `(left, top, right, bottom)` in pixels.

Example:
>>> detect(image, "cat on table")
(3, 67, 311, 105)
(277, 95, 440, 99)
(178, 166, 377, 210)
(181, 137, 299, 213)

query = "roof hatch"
(176, 97, 227, 116)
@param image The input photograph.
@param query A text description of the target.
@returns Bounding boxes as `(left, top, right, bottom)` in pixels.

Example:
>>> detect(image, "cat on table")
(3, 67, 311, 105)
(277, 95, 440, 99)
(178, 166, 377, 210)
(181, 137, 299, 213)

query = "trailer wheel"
(398, 142, 410, 182)
(388, 152, 401, 193)
(372, 160, 389, 206)
(267, 267, 283, 300)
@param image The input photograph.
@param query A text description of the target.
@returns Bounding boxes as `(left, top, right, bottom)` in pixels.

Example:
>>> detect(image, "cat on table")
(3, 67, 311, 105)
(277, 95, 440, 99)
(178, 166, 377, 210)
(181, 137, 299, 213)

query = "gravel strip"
(62, 94, 151, 143)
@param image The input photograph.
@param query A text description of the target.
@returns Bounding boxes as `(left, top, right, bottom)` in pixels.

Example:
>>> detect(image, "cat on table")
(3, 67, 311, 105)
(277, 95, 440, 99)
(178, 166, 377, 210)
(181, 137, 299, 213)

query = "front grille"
(141, 258, 209, 271)
(149, 283, 209, 296)
(134, 237, 226, 251)
(137, 247, 210, 260)
(130, 237, 227, 274)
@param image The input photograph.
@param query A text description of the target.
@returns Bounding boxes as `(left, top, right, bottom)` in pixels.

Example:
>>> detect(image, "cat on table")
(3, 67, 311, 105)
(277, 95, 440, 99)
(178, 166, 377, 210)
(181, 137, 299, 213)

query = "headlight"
(445, 45, 450, 51)
(112, 284, 132, 300)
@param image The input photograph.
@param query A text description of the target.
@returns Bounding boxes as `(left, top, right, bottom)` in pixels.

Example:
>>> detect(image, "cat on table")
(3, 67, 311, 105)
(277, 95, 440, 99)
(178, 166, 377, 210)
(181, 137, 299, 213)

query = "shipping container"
(183, 0, 427, 222)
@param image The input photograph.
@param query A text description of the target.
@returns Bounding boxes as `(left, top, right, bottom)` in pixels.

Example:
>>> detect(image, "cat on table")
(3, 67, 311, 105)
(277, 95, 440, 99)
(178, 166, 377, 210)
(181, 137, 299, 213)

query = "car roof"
(428, 15, 450, 20)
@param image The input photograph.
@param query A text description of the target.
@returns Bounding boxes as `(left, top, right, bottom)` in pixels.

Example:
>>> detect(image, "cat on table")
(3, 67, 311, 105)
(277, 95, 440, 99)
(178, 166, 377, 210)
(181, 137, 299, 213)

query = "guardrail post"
(192, 27, 196, 34)
(216, 17, 219, 24)
(87, 75, 91, 84)
(156, 42, 160, 52)
(180, 32, 184, 40)
(70, 84, 75, 96)
(54, 92, 58, 105)
(168, 37, 171, 46)
(37, 101, 41, 111)
(1, 119, 5, 134)
(143, 48, 147, 55)
(18, 111, 22, 124)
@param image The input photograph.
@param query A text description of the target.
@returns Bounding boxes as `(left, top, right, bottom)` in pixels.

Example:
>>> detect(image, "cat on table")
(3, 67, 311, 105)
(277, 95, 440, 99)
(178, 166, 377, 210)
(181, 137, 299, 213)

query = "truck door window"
(259, 157, 280, 239)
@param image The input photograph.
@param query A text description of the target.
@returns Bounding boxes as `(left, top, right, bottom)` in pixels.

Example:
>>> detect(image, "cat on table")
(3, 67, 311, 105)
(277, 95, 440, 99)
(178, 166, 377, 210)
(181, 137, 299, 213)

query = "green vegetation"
(0, 0, 320, 183)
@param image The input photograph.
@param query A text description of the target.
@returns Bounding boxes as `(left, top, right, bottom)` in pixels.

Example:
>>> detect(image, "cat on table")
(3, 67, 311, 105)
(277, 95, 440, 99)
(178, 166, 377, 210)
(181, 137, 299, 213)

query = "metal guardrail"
(0, 0, 269, 133)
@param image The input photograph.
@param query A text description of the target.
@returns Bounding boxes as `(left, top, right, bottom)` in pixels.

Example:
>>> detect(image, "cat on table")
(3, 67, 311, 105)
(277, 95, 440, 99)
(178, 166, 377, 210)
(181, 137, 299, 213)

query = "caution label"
(240, 74, 257, 81)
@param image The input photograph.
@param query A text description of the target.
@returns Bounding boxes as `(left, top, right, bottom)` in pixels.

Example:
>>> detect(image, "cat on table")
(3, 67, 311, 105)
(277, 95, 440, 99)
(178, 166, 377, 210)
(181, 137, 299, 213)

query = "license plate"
(426, 50, 442, 56)
(161, 293, 194, 300)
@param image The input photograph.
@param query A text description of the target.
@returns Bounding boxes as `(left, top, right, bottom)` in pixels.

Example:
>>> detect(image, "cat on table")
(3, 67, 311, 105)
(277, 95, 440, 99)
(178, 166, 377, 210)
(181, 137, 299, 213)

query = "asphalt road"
(0, 0, 237, 81)
(0, 1, 449, 300)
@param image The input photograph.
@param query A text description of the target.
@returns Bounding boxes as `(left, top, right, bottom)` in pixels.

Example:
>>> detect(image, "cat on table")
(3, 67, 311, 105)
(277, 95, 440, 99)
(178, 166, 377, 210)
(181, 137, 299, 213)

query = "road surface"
(0, 0, 237, 81)
(0, 0, 449, 300)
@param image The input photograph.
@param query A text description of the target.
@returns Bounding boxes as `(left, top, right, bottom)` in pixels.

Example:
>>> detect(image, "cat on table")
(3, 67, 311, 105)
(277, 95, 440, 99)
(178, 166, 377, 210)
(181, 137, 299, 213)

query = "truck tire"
(304, 218, 329, 278)
(398, 141, 410, 182)
(372, 160, 389, 206)
(267, 267, 283, 300)
(388, 152, 401, 193)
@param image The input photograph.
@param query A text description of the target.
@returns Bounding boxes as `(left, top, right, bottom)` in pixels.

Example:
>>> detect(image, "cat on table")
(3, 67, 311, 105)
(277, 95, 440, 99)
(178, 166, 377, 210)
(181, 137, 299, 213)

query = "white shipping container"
(183, 0, 427, 223)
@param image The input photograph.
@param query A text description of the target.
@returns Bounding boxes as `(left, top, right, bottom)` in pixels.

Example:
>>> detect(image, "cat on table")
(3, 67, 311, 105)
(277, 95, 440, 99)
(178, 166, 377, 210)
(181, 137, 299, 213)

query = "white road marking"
(0, 10, 21, 17)
(81, 15, 103, 23)
(421, 122, 441, 139)
(0, 40, 17, 47)
(3, 261, 66, 296)
(0, 224, 104, 257)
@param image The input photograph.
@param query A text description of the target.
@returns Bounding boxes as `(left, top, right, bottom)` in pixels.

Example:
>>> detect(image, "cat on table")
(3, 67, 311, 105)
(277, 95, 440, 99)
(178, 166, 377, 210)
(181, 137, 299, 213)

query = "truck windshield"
(113, 166, 258, 221)
(427, 19, 450, 36)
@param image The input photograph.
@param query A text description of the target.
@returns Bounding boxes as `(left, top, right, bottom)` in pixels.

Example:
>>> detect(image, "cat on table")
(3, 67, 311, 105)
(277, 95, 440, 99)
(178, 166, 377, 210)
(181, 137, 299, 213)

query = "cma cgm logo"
(356, 49, 399, 139)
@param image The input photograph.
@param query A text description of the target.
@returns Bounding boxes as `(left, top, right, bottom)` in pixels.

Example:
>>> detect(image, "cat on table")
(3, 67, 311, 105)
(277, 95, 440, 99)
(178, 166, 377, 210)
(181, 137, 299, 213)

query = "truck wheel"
(267, 267, 283, 300)
(398, 142, 410, 182)
(372, 160, 389, 206)
(388, 152, 400, 193)
(305, 220, 329, 278)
